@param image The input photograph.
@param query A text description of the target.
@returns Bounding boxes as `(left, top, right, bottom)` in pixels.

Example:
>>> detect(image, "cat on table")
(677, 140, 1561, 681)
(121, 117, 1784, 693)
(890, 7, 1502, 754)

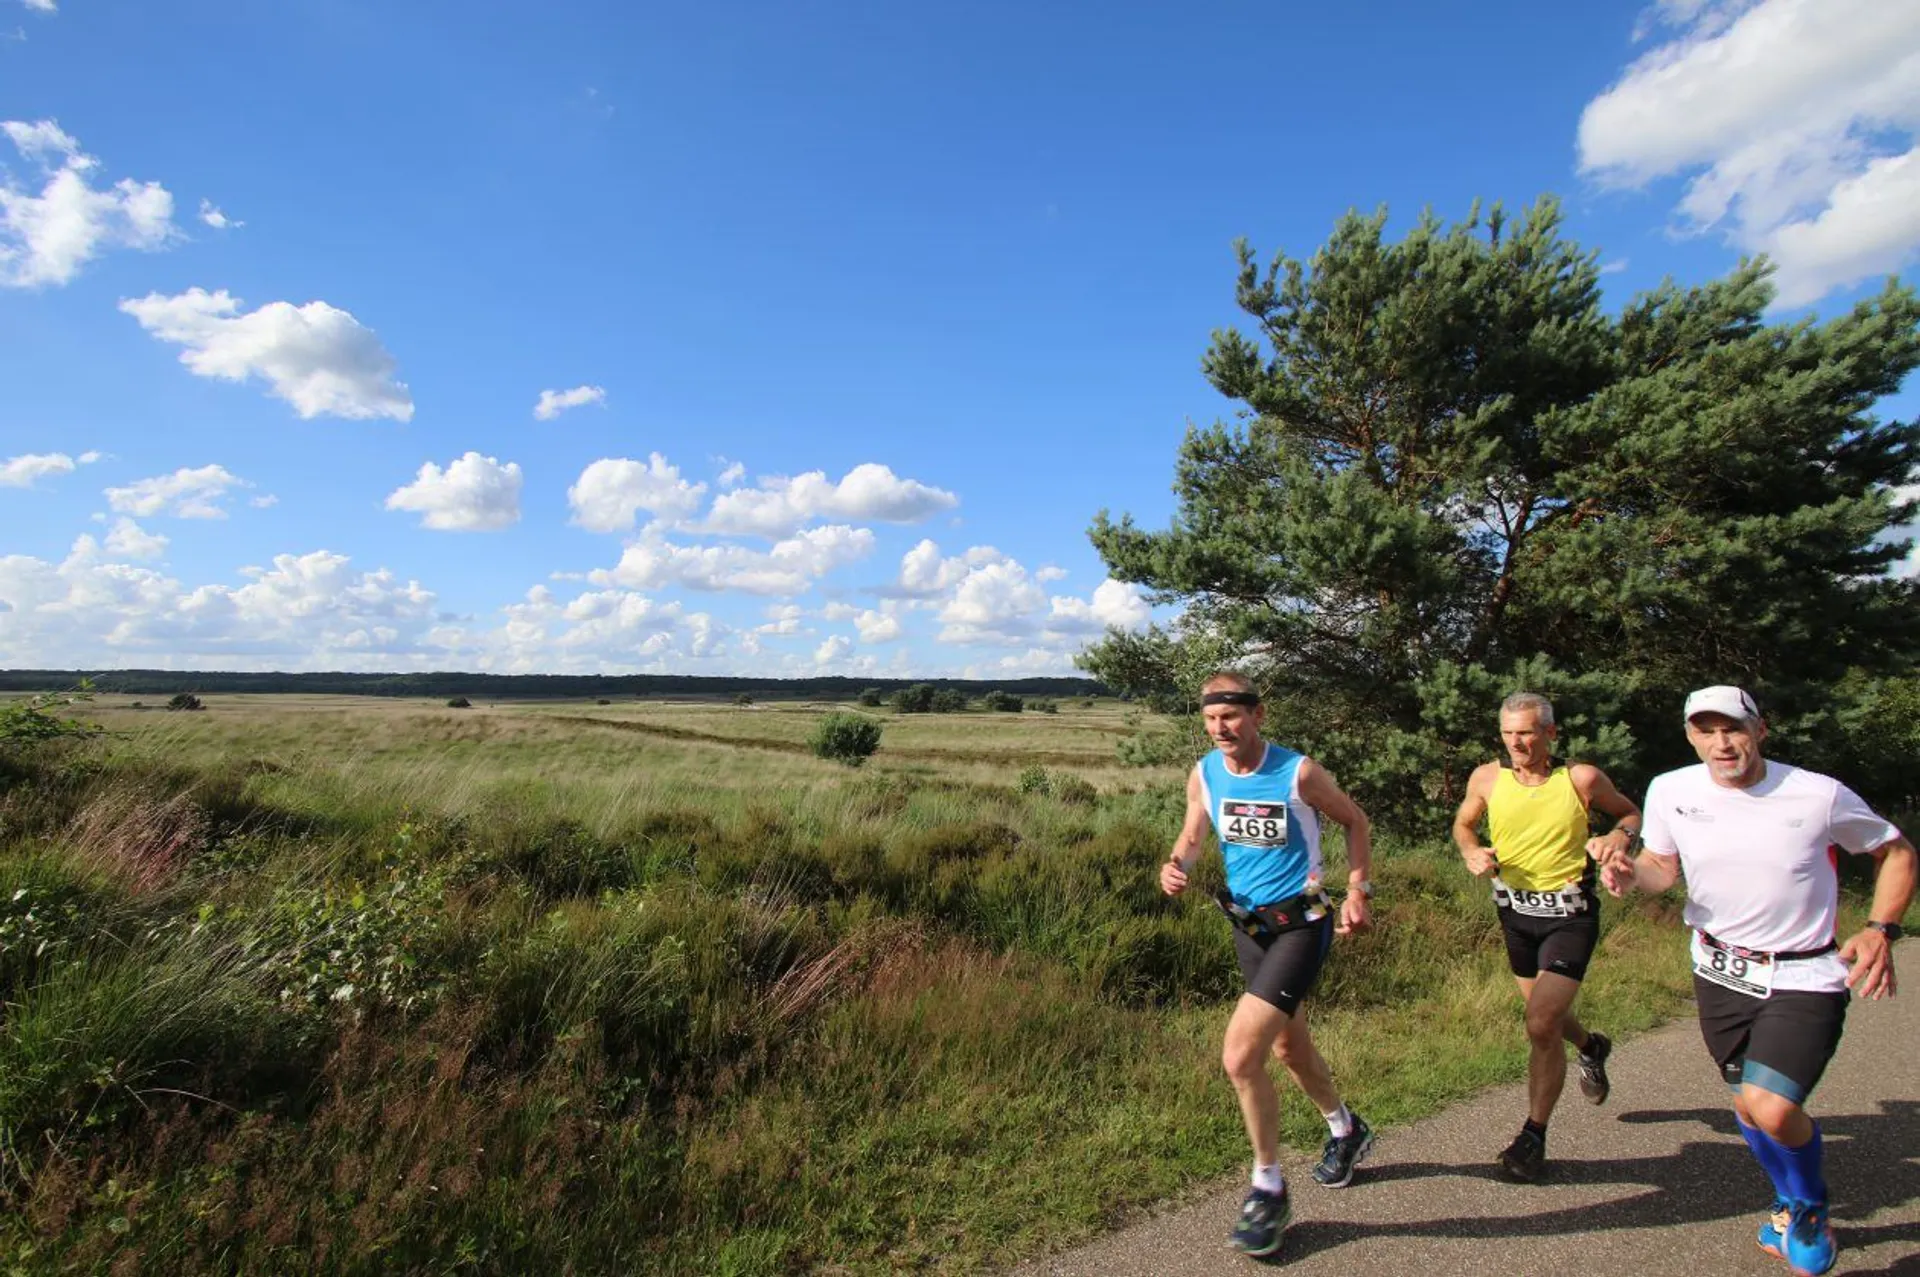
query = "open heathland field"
(2, 692, 1859, 1275)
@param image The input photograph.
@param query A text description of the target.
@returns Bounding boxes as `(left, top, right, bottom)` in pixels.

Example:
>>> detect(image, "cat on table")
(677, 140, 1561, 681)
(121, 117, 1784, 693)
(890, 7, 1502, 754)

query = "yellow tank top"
(1486, 765, 1589, 892)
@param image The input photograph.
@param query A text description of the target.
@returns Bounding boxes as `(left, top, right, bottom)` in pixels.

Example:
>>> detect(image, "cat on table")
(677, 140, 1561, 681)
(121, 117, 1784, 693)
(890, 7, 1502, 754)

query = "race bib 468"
(1219, 799, 1288, 849)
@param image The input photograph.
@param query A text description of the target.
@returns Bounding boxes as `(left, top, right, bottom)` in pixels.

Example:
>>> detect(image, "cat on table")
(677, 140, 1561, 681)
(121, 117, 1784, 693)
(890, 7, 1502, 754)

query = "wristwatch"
(1867, 920, 1904, 942)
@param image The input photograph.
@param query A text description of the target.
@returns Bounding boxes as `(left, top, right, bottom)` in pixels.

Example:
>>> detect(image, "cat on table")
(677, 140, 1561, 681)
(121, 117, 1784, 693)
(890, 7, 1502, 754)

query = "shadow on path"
(1254, 1099, 1920, 1267)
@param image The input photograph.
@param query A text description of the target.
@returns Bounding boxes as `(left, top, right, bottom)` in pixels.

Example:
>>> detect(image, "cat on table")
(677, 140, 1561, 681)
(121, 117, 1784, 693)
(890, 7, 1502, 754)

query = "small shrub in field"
(929, 688, 967, 713)
(1017, 764, 1051, 795)
(1052, 774, 1098, 806)
(1028, 697, 1057, 713)
(446, 696, 472, 709)
(596, 698, 611, 705)
(734, 692, 755, 706)
(1116, 727, 1195, 767)
(856, 687, 883, 707)
(0, 689, 103, 752)
(890, 683, 935, 714)
(166, 693, 204, 712)
(982, 690, 1023, 712)
(810, 713, 881, 767)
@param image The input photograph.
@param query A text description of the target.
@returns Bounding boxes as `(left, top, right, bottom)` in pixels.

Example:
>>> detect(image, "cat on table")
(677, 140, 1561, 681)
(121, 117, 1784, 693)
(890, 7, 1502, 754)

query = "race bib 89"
(1218, 799, 1288, 849)
(1691, 931, 1774, 999)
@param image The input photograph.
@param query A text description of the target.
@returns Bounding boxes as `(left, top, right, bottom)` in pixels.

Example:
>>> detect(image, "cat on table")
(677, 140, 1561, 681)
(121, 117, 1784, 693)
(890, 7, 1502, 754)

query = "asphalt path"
(1009, 942, 1919, 1276)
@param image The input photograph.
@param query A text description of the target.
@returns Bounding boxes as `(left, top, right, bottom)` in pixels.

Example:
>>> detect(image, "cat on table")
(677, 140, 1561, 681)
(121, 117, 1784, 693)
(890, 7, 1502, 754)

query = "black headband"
(1201, 690, 1261, 708)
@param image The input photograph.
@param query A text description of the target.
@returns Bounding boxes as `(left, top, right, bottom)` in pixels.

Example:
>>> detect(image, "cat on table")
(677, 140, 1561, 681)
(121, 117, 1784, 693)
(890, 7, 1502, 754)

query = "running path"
(1010, 943, 1919, 1276)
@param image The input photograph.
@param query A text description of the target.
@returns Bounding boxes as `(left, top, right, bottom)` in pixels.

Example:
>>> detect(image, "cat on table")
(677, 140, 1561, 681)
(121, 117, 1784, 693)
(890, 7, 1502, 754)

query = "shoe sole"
(1757, 1237, 1785, 1261)
(1786, 1245, 1836, 1277)
(1312, 1133, 1374, 1189)
(1578, 1074, 1610, 1105)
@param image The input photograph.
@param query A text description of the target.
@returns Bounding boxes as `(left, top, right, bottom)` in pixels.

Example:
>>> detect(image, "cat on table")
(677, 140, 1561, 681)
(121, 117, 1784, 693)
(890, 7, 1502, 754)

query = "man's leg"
(1271, 1003, 1340, 1113)
(1522, 972, 1583, 1125)
(1705, 985, 1845, 1274)
(1272, 1004, 1375, 1188)
(1221, 993, 1290, 1167)
(1220, 993, 1296, 1256)
(1512, 973, 1594, 1045)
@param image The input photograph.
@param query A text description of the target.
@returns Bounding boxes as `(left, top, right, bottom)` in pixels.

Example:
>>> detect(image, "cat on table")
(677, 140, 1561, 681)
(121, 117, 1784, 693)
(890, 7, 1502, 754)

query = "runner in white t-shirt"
(1599, 686, 1915, 1277)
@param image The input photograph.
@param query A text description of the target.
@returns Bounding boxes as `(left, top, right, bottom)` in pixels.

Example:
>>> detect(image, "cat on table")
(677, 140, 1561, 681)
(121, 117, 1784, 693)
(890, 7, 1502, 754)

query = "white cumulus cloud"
(105, 464, 247, 519)
(103, 517, 167, 559)
(385, 453, 522, 531)
(0, 542, 439, 670)
(1, 119, 177, 287)
(1047, 578, 1153, 634)
(19, 0, 56, 13)
(854, 607, 903, 643)
(534, 384, 606, 421)
(119, 287, 414, 421)
(1578, 0, 1920, 306)
(568, 454, 707, 532)
(198, 199, 241, 230)
(590, 524, 874, 596)
(703, 463, 958, 537)
(1, 450, 96, 487)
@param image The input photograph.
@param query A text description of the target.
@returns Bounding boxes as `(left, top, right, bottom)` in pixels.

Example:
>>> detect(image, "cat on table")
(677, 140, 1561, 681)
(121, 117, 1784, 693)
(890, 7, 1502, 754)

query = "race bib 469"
(1219, 799, 1288, 849)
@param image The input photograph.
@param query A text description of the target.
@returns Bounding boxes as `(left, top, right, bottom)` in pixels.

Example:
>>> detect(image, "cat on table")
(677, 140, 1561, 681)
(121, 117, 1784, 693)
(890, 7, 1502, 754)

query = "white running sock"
(1252, 1162, 1284, 1194)
(1323, 1104, 1353, 1139)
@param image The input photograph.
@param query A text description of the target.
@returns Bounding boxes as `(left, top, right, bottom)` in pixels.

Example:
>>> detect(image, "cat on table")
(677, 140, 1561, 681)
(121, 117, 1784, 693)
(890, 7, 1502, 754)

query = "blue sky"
(3, 0, 1917, 678)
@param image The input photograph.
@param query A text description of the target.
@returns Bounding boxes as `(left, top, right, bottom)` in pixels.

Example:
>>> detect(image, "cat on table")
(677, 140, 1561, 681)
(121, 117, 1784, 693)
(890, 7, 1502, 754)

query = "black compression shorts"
(1232, 914, 1334, 1016)
(1499, 900, 1600, 982)
(1695, 978, 1848, 1106)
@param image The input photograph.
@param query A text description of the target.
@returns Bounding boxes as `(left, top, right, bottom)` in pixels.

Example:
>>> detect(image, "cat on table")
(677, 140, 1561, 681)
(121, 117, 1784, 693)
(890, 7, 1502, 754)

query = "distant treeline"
(0, 669, 1106, 701)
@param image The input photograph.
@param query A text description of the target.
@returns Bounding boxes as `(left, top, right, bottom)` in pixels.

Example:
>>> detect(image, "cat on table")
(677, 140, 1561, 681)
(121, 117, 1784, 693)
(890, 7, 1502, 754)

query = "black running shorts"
(1499, 902, 1600, 982)
(1695, 978, 1848, 1106)
(1232, 914, 1334, 1016)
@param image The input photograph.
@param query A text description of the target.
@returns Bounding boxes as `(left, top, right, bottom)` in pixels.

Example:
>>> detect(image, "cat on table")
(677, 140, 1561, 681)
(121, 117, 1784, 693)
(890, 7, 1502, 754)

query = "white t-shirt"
(1640, 761, 1902, 993)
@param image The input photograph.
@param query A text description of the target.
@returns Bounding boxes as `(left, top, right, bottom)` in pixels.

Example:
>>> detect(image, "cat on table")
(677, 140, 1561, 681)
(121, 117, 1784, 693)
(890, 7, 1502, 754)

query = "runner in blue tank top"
(1161, 671, 1379, 1259)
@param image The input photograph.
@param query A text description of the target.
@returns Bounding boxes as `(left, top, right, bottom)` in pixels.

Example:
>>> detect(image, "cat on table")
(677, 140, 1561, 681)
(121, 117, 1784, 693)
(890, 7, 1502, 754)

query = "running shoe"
(1228, 1185, 1292, 1257)
(1757, 1197, 1790, 1260)
(1785, 1200, 1836, 1276)
(1311, 1112, 1374, 1188)
(1496, 1128, 1546, 1183)
(1576, 1032, 1612, 1105)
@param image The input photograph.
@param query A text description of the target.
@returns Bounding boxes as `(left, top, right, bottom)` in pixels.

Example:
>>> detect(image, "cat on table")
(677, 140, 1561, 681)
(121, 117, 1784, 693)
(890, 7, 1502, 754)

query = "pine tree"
(1081, 197, 1920, 827)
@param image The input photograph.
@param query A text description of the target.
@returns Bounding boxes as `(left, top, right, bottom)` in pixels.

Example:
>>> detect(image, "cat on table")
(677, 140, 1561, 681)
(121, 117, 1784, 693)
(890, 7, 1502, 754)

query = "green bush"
(446, 696, 471, 709)
(930, 688, 968, 714)
(1017, 764, 1051, 795)
(856, 688, 884, 707)
(1051, 774, 1099, 806)
(1028, 698, 1057, 714)
(1116, 727, 1197, 768)
(166, 693, 204, 712)
(982, 690, 1023, 712)
(809, 713, 882, 767)
(890, 684, 935, 714)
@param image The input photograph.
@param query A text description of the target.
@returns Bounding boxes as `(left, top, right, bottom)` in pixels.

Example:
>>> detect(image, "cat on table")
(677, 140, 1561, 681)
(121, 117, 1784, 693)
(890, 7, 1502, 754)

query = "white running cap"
(1683, 685, 1759, 724)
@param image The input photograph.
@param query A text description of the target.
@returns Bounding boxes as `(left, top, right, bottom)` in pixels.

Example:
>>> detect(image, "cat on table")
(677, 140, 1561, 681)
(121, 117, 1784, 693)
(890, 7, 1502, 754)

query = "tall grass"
(0, 697, 1729, 1273)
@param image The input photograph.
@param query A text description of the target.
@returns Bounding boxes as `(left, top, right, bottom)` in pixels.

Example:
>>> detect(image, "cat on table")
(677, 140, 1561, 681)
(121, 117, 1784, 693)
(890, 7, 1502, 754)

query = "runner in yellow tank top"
(1487, 764, 1589, 892)
(1451, 692, 1642, 1182)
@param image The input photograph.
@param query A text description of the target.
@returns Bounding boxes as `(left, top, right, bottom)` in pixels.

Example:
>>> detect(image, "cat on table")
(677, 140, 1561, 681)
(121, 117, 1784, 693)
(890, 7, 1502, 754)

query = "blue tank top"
(1198, 743, 1323, 908)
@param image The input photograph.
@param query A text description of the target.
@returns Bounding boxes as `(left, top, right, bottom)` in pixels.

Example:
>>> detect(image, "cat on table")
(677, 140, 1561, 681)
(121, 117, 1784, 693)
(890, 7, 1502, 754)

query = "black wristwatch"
(1867, 920, 1904, 942)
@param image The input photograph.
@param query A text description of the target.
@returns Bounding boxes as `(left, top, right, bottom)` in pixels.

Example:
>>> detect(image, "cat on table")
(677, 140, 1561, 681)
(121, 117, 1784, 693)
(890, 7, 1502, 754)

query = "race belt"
(1214, 887, 1332, 942)
(1492, 877, 1590, 918)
